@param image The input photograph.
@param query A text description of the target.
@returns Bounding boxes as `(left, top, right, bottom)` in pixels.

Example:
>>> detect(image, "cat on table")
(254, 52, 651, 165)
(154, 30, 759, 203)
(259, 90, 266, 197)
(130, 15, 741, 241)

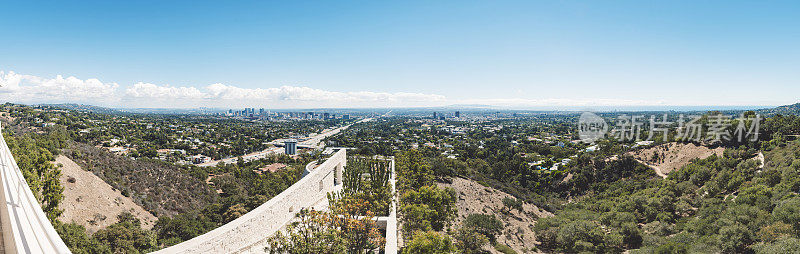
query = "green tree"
(453, 224, 488, 254)
(401, 185, 456, 231)
(403, 231, 457, 254)
(92, 213, 157, 253)
(753, 236, 800, 254)
(223, 203, 247, 223)
(463, 214, 503, 243)
(5, 132, 65, 221)
(397, 150, 434, 190)
(55, 222, 111, 254)
(773, 197, 800, 233)
(718, 223, 752, 253)
(401, 204, 435, 236)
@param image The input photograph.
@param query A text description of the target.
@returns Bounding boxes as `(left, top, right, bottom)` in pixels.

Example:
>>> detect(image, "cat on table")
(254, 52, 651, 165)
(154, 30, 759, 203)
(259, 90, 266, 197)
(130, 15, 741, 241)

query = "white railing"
(0, 123, 72, 253)
(384, 157, 398, 254)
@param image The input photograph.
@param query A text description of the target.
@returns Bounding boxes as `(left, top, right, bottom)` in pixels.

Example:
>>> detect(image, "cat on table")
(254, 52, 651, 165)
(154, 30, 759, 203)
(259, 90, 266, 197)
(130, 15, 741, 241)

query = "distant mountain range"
(42, 103, 123, 114)
(42, 104, 221, 114)
(757, 102, 800, 116)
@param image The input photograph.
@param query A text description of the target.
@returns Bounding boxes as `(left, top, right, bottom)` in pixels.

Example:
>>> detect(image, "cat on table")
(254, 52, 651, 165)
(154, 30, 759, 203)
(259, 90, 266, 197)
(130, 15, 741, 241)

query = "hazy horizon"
(34, 102, 777, 113)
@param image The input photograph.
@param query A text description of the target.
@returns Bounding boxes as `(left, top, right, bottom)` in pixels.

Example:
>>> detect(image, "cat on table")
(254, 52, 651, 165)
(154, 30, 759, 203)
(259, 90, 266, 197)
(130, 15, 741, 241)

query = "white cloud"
(125, 82, 206, 99)
(0, 70, 683, 109)
(0, 71, 119, 105)
(191, 83, 446, 102)
(122, 82, 446, 108)
(0, 70, 447, 108)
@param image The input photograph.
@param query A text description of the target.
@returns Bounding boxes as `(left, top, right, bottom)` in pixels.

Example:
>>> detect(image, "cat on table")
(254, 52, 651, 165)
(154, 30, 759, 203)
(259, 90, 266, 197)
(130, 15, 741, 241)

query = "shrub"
(493, 243, 517, 254)
(502, 197, 523, 211)
(401, 185, 457, 231)
(55, 222, 111, 254)
(403, 231, 456, 254)
(453, 225, 488, 254)
(92, 213, 157, 253)
(401, 204, 434, 237)
(773, 197, 800, 233)
(463, 214, 503, 242)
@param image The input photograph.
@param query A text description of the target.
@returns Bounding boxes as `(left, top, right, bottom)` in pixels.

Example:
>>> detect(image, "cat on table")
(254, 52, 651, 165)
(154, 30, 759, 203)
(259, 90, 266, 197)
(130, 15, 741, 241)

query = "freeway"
(197, 118, 370, 167)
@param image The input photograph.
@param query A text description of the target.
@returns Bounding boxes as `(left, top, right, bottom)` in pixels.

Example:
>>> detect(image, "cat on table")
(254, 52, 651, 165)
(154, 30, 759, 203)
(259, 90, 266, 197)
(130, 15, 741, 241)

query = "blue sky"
(1, 1, 799, 108)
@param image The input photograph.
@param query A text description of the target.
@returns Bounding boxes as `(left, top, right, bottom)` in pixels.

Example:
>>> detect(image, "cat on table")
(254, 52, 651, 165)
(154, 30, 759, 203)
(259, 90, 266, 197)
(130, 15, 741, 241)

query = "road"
(197, 118, 370, 167)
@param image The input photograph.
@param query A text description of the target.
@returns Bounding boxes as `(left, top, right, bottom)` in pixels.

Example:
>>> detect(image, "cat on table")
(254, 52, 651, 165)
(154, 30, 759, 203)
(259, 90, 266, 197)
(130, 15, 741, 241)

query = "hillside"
(441, 177, 552, 253)
(42, 103, 123, 114)
(757, 102, 800, 116)
(56, 155, 157, 233)
(629, 142, 724, 176)
(64, 142, 218, 217)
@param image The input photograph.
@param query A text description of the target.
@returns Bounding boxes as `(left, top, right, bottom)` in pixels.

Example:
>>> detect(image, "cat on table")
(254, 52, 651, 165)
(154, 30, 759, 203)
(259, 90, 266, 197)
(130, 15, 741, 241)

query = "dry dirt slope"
(629, 142, 724, 175)
(56, 155, 157, 233)
(440, 177, 553, 254)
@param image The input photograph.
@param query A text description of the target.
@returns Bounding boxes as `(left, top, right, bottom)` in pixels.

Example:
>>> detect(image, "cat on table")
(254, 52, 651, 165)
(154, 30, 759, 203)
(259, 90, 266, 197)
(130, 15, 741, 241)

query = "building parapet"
(0, 123, 72, 253)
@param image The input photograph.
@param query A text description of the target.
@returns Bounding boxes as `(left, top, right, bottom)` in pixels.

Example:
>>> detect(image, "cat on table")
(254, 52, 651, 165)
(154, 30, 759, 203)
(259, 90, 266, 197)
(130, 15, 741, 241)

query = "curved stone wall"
(153, 149, 347, 254)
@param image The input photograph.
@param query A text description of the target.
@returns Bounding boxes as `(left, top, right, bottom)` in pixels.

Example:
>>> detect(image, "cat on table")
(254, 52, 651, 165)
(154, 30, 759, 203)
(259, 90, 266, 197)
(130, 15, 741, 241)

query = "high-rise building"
(284, 139, 297, 155)
(433, 112, 438, 119)
(455, 111, 460, 118)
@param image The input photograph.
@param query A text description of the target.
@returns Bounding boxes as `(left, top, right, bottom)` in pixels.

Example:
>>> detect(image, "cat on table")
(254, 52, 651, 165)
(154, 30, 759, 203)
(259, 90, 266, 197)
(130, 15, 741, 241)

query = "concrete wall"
(0, 123, 71, 254)
(153, 149, 347, 254)
(384, 158, 398, 254)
